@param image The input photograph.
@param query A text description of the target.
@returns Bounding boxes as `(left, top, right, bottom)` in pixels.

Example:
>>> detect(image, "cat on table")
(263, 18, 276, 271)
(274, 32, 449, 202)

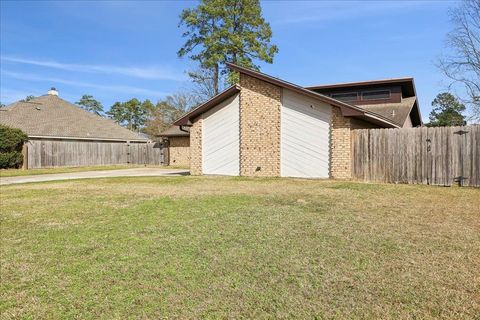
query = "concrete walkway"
(0, 168, 189, 185)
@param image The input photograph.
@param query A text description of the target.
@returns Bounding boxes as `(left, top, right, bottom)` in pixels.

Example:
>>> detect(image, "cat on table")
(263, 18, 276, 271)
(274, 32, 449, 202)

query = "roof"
(226, 63, 400, 128)
(306, 77, 417, 97)
(0, 94, 148, 142)
(360, 96, 417, 127)
(174, 64, 419, 129)
(306, 76, 422, 126)
(174, 85, 241, 126)
(159, 125, 190, 137)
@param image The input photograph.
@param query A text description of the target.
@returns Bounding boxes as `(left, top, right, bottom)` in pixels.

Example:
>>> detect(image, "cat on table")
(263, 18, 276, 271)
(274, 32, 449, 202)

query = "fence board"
(26, 139, 166, 169)
(352, 125, 480, 187)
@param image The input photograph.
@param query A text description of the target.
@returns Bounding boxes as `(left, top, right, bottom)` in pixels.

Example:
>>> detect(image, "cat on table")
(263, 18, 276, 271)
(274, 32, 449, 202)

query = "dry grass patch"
(1, 176, 479, 319)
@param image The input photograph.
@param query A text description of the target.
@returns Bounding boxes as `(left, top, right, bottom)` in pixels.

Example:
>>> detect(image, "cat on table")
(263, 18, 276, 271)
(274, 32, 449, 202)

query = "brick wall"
(330, 107, 352, 179)
(239, 74, 281, 176)
(168, 136, 190, 167)
(189, 117, 202, 175)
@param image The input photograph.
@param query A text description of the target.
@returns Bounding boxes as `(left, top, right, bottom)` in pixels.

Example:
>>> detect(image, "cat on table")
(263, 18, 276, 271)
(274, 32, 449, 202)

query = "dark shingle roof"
(0, 95, 148, 141)
(358, 96, 417, 127)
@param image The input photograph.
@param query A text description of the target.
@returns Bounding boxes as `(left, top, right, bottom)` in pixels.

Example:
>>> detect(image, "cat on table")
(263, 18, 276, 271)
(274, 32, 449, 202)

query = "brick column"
(330, 107, 352, 179)
(239, 74, 281, 177)
(189, 118, 203, 175)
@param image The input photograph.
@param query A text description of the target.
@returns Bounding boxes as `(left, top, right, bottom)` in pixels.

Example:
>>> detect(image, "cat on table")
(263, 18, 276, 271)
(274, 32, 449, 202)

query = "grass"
(0, 164, 186, 178)
(1, 177, 479, 319)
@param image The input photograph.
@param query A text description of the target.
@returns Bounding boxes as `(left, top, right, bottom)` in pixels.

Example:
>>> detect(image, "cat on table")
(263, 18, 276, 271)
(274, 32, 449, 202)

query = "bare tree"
(144, 91, 200, 137)
(188, 68, 220, 102)
(439, 0, 480, 122)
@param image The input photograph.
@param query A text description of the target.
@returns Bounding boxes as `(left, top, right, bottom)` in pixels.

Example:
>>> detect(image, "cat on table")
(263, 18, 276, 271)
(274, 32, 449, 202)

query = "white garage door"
(202, 94, 240, 175)
(281, 89, 331, 178)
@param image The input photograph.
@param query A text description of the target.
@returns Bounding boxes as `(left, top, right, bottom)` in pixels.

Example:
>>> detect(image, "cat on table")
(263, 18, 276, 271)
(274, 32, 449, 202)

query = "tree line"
(1, 0, 478, 127)
(74, 92, 199, 137)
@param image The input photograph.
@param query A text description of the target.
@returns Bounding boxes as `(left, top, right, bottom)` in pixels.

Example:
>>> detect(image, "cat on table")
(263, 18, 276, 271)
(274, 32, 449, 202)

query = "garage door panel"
(281, 140, 329, 164)
(283, 96, 331, 121)
(281, 89, 331, 178)
(202, 94, 240, 176)
(282, 105, 331, 126)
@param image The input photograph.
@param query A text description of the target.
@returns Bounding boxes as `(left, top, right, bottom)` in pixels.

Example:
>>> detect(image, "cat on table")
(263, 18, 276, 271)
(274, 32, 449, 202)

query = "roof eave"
(226, 62, 399, 128)
(305, 77, 415, 90)
(174, 85, 241, 126)
(359, 114, 400, 128)
(226, 62, 357, 110)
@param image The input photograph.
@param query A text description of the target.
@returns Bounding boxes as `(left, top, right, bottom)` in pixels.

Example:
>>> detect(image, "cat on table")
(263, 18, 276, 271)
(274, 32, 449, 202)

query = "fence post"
(22, 141, 28, 170)
(126, 141, 130, 165)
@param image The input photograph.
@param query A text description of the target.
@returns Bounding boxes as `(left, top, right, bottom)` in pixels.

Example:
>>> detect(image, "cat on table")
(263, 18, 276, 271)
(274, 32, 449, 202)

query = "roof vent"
(47, 87, 58, 96)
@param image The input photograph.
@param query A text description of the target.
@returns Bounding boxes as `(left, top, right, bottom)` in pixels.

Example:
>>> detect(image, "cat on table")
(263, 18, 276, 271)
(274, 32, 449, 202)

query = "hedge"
(0, 124, 28, 168)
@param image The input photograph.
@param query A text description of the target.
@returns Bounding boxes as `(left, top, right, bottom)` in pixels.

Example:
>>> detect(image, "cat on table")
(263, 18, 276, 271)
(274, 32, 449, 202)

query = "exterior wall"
(168, 136, 190, 166)
(312, 85, 402, 105)
(350, 118, 379, 130)
(187, 74, 388, 179)
(239, 74, 281, 176)
(202, 94, 240, 175)
(189, 117, 203, 175)
(330, 107, 352, 179)
(281, 89, 331, 178)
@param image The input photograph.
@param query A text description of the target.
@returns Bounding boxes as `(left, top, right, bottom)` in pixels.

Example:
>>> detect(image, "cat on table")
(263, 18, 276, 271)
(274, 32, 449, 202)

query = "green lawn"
(1, 177, 479, 319)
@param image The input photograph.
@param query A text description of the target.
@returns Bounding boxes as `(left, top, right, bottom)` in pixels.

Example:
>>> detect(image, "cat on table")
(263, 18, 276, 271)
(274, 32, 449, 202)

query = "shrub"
(0, 152, 24, 169)
(0, 124, 28, 168)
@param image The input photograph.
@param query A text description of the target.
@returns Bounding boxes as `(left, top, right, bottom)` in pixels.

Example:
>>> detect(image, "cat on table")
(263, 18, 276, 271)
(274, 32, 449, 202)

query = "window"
(331, 92, 358, 102)
(362, 90, 390, 100)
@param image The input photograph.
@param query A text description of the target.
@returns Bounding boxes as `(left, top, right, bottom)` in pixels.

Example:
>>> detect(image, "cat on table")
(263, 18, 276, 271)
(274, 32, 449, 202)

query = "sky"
(1, 0, 457, 121)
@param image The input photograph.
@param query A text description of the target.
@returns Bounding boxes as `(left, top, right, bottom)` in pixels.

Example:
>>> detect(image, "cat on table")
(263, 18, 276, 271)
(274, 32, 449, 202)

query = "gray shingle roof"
(0, 95, 148, 141)
(357, 96, 417, 127)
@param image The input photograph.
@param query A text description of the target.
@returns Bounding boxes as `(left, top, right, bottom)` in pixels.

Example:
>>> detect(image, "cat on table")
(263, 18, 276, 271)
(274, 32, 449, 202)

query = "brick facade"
(330, 107, 352, 179)
(187, 75, 377, 179)
(189, 117, 202, 175)
(239, 74, 281, 176)
(167, 136, 190, 167)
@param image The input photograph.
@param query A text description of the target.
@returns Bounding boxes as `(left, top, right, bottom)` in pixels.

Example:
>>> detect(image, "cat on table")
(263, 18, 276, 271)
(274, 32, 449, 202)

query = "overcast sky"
(1, 0, 457, 120)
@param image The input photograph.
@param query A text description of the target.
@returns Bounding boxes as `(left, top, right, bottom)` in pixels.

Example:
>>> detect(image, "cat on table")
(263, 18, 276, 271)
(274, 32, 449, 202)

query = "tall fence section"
(351, 125, 480, 187)
(25, 139, 167, 169)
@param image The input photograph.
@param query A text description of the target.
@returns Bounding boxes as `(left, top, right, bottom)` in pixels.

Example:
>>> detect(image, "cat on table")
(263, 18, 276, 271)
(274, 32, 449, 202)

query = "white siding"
(281, 89, 331, 178)
(202, 94, 240, 175)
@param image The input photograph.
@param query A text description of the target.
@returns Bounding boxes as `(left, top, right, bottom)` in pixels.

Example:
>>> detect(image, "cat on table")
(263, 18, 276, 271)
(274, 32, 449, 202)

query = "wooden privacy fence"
(351, 125, 480, 187)
(25, 139, 167, 169)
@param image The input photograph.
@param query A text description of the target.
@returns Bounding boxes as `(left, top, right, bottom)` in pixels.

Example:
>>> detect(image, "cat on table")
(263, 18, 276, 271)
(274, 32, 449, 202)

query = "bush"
(0, 125, 28, 168)
(0, 152, 24, 169)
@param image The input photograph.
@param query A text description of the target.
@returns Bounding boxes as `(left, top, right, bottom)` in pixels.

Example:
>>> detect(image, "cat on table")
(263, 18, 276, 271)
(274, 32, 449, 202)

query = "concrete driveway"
(0, 168, 189, 185)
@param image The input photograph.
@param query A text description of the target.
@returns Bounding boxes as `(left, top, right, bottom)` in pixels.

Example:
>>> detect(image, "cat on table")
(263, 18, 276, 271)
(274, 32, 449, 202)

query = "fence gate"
(127, 142, 168, 165)
(351, 125, 480, 187)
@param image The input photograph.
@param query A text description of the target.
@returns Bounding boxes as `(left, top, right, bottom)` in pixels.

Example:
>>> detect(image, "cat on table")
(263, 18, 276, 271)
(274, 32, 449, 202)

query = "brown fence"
(25, 139, 167, 169)
(351, 125, 480, 187)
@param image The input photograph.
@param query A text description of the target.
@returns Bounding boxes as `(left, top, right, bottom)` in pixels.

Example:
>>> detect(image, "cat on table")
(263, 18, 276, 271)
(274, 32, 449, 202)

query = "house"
(306, 78, 421, 128)
(158, 125, 190, 166)
(174, 63, 422, 179)
(0, 88, 149, 168)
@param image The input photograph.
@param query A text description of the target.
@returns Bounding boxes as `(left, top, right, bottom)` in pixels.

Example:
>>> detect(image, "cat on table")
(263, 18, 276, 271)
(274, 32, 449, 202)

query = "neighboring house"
(174, 63, 422, 179)
(158, 125, 190, 166)
(0, 88, 149, 168)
